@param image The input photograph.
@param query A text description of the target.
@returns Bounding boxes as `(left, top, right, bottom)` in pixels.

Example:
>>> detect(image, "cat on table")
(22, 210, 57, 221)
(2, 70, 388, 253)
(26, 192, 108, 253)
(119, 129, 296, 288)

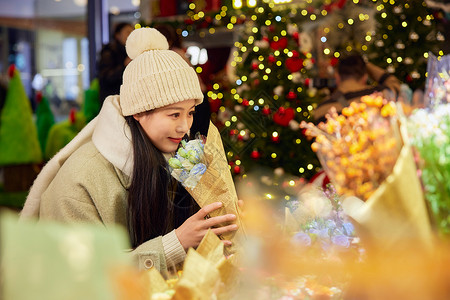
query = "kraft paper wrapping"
(146, 267, 169, 295)
(342, 144, 434, 252)
(173, 249, 220, 300)
(196, 230, 238, 287)
(197, 229, 226, 264)
(185, 121, 246, 254)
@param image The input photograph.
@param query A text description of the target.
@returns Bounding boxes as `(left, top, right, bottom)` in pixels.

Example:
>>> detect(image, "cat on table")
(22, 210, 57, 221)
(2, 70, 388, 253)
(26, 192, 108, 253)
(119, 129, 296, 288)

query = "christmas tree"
(217, 0, 321, 179)
(368, 0, 445, 90)
(45, 108, 86, 160)
(0, 65, 42, 165)
(83, 78, 101, 123)
(35, 91, 55, 157)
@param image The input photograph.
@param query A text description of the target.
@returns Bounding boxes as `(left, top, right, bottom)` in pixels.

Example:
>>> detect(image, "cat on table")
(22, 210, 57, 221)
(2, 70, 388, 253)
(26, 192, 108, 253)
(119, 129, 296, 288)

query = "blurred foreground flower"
(301, 94, 433, 251)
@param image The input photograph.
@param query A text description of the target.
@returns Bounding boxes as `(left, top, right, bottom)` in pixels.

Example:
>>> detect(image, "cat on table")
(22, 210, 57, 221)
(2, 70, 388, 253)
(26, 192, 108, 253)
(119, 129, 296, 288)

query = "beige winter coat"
(21, 96, 186, 273)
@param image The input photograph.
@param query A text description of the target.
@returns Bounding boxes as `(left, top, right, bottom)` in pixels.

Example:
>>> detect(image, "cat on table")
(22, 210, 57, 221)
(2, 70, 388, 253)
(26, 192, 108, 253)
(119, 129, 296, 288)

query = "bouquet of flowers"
(168, 137, 207, 190)
(301, 95, 401, 201)
(168, 122, 245, 254)
(301, 94, 433, 251)
(286, 184, 361, 262)
(407, 53, 450, 238)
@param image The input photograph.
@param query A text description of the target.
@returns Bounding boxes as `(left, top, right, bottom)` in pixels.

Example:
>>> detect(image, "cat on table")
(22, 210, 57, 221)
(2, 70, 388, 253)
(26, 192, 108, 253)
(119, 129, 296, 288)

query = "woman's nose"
(176, 117, 190, 133)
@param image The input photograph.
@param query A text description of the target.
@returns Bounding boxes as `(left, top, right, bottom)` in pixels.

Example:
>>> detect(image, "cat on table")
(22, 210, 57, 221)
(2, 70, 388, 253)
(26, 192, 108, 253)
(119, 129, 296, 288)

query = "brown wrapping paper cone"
(173, 248, 220, 300)
(197, 230, 238, 288)
(196, 229, 225, 264)
(185, 121, 246, 255)
(145, 267, 169, 295)
(342, 144, 434, 252)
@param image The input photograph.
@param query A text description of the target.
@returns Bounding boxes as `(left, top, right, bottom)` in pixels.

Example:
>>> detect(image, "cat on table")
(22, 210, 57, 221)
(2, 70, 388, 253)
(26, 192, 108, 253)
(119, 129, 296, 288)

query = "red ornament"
(273, 107, 295, 127)
(269, 37, 288, 50)
(252, 62, 259, 70)
(271, 135, 280, 143)
(209, 98, 221, 113)
(229, 129, 237, 136)
(228, 161, 234, 167)
(292, 32, 299, 41)
(268, 55, 276, 64)
(262, 36, 269, 42)
(69, 108, 76, 124)
(250, 150, 260, 159)
(286, 57, 303, 73)
(237, 134, 244, 141)
(262, 106, 271, 115)
(242, 99, 250, 106)
(286, 90, 297, 100)
(304, 78, 311, 86)
(233, 165, 241, 174)
(406, 75, 413, 82)
(330, 57, 339, 67)
(337, 0, 347, 8)
(253, 79, 260, 86)
(36, 91, 43, 103)
(8, 64, 15, 78)
(291, 50, 299, 58)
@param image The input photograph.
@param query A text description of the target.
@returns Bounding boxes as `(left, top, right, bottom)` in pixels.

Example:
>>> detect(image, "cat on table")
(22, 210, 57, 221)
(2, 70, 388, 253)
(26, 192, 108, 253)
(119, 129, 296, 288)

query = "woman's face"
(133, 99, 196, 153)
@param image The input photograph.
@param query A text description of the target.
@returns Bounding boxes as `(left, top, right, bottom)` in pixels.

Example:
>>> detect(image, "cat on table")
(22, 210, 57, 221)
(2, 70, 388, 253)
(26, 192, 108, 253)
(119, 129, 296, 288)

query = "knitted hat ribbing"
(119, 27, 203, 116)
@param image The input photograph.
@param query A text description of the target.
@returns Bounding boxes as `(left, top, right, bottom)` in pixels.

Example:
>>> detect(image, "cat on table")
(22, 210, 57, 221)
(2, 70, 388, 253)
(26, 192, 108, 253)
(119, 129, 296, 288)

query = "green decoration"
(35, 92, 55, 157)
(44, 110, 86, 160)
(83, 78, 101, 123)
(0, 65, 42, 165)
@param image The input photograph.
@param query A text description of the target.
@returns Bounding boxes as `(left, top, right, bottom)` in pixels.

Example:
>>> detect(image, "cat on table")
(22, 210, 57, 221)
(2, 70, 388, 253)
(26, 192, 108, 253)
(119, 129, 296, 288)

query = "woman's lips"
(168, 137, 182, 143)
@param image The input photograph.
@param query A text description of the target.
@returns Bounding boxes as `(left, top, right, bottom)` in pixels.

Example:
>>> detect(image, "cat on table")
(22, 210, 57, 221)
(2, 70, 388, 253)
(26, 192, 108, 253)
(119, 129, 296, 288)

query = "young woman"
(21, 27, 238, 273)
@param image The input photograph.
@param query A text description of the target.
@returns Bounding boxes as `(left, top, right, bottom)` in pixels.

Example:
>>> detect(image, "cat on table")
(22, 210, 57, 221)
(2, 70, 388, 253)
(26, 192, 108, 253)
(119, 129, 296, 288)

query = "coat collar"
(92, 96, 134, 178)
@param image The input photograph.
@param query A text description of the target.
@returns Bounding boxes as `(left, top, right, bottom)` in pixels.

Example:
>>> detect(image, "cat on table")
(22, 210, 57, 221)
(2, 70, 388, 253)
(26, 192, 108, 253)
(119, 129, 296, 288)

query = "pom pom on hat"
(125, 27, 169, 60)
(119, 27, 204, 116)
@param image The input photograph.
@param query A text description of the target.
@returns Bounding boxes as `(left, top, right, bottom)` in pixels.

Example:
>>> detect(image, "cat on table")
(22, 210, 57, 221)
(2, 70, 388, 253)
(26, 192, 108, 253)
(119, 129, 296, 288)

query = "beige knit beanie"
(119, 27, 204, 116)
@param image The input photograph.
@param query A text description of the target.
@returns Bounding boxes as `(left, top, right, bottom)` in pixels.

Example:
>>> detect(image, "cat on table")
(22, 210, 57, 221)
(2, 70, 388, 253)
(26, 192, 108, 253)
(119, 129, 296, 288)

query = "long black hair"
(125, 116, 199, 248)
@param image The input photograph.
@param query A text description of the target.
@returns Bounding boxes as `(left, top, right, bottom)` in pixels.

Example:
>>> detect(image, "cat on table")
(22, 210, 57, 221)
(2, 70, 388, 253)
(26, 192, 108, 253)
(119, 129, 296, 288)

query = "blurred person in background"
(314, 52, 400, 123)
(98, 22, 134, 106)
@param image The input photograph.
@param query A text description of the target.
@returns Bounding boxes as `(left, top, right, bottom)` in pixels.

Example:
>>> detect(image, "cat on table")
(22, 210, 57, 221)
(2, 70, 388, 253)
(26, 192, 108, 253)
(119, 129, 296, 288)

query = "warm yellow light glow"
(247, 0, 257, 7)
(233, 0, 242, 9)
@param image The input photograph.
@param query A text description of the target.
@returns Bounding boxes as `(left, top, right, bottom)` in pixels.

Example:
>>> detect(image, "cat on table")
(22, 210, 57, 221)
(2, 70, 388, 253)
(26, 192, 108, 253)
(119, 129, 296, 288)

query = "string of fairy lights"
(181, 0, 445, 177)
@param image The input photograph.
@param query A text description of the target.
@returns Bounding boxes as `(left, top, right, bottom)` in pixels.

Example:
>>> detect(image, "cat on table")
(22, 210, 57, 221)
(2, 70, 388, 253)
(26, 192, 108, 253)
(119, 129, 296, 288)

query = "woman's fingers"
(196, 201, 223, 219)
(238, 199, 244, 209)
(222, 240, 232, 246)
(211, 224, 238, 236)
(204, 214, 236, 228)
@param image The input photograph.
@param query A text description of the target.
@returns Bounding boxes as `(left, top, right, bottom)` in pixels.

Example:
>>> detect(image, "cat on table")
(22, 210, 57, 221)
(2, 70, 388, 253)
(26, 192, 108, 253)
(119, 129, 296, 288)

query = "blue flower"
(190, 163, 207, 176)
(179, 170, 189, 182)
(331, 235, 350, 248)
(292, 232, 312, 247)
(309, 228, 328, 239)
(343, 222, 354, 236)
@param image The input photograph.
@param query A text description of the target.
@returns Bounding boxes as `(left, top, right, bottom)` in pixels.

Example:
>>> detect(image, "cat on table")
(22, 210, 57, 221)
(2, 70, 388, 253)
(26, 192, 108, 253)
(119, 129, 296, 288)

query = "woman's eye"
(189, 111, 196, 116)
(171, 113, 180, 118)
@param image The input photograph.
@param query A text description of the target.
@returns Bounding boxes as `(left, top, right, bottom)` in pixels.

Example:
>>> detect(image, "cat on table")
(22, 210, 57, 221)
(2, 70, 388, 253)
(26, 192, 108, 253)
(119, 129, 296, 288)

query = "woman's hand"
(175, 202, 238, 251)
